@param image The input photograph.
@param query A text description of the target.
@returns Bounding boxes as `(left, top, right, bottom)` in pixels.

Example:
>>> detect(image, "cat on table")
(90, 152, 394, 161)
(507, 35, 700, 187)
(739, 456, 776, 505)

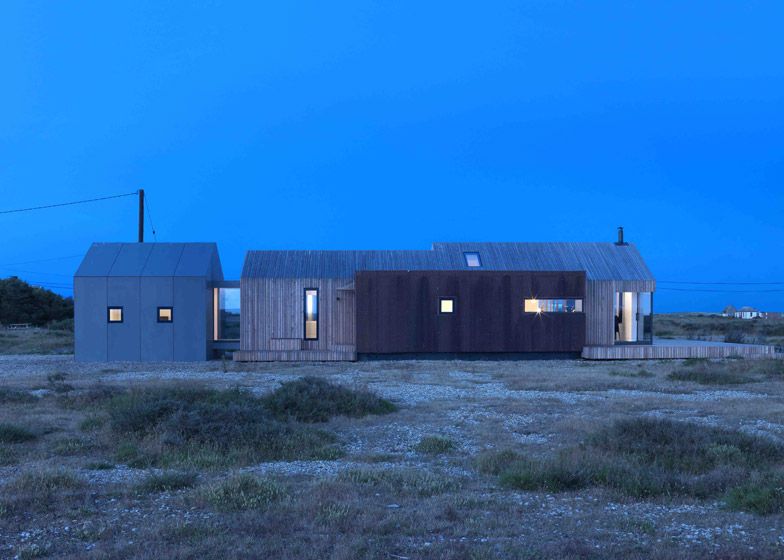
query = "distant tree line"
(0, 277, 73, 326)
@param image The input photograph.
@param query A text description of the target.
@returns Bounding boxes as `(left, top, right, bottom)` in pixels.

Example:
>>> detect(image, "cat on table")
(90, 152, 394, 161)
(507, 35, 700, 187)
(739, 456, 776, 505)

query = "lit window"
(157, 307, 173, 323)
(464, 252, 482, 267)
(108, 307, 123, 323)
(523, 299, 583, 313)
(440, 298, 455, 313)
(304, 288, 319, 340)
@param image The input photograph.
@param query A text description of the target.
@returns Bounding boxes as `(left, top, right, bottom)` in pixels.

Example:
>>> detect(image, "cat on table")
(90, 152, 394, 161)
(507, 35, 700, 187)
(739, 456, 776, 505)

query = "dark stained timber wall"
(356, 271, 586, 354)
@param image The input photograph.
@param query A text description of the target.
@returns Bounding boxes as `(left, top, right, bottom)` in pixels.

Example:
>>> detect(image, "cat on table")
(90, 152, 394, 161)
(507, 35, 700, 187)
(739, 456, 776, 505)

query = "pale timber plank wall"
(237, 277, 356, 361)
(585, 279, 656, 346)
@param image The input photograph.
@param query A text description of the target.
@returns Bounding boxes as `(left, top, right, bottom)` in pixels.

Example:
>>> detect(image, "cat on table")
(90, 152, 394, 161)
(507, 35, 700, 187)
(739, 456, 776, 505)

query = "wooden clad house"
(234, 239, 656, 361)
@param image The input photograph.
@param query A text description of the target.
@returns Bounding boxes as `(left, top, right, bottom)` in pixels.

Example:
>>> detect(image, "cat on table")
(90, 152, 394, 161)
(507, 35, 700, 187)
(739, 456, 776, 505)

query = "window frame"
(107, 306, 124, 323)
(439, 297, 456, 314)
(157, 306, 174, 323)
(463, 252, 482, 268)
(304, 288, 319, 340)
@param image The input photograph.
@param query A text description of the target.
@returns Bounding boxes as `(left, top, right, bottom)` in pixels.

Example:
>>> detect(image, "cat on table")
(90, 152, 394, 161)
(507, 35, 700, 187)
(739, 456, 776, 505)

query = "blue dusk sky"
(1, 2, 782, 312)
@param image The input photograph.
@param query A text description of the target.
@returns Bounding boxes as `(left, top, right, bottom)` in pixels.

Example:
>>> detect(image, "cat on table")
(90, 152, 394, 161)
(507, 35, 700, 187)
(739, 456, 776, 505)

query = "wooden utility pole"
(138, 189, 145, 243)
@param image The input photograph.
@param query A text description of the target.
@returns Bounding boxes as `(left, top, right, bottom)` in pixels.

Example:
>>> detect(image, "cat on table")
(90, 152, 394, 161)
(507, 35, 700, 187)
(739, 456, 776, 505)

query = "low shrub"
(263, 377, 397, 423)
(415, 436, 455, 454)
(106, 386, 341, 468)
(199, 474, 285, 511)
(137, 471, 198, 493)
(591, 418, 784, 474)
(484, 418, 784, 505)
(0, 423, 36, 444)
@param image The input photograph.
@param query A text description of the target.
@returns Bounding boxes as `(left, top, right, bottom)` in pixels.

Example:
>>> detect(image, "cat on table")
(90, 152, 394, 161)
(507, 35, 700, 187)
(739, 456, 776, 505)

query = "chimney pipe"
(138, 189, 144, 243)
(616, 226, 626, 245)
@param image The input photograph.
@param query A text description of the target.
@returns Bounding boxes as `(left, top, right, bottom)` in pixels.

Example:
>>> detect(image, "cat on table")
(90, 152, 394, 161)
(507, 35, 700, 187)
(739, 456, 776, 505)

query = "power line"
(0, 191, 139, 215)
(0, 254, 84, 267)
(658, 287, 784, 293)
(660, 280, 784, 286)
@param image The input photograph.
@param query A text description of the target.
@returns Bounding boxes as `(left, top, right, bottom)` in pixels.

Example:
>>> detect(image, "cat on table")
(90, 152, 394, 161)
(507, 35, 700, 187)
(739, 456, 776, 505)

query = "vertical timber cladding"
(356, 270, 586, 354)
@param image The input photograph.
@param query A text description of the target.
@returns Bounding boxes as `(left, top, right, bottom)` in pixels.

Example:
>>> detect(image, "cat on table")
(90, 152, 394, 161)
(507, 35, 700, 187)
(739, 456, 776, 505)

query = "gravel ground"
(1, 354, 784, 558)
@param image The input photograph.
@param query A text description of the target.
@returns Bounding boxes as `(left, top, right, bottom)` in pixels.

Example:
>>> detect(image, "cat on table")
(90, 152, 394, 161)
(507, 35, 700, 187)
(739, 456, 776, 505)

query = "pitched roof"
(242, 242, 654, 281)
(75, 243, 223, 279)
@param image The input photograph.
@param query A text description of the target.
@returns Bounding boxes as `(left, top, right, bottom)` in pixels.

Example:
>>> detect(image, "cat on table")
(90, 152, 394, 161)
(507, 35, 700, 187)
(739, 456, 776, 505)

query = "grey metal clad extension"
(242, 242, 654, 281)
(74, 242, 223, 362)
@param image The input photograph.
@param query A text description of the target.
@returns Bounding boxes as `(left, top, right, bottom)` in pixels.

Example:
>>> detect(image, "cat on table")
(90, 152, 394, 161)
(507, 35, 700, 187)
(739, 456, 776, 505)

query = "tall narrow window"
(304, 288, 319, 340)
(107, 307, 123, 323)
(464, 252, 482, 267)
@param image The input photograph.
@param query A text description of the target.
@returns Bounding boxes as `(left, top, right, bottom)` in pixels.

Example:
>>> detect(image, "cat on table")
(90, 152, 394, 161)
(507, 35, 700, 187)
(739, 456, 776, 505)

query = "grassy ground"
(1, 355, 784, 558)
(654, 313, 784, 346)
(0, 328, 73, 355)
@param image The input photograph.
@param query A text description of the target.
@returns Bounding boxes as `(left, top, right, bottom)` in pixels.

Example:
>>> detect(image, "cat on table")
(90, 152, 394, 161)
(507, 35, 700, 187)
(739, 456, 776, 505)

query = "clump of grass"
(0, 387, 36, 404)
(79, 415, 106, 432)
(263, 377, 397, 423)
(85, 461, 114, 471)
(137, 471, 198, 493)
(668, 358, 783, 385)
(414, 436, 456, 454)
(0, 445, 18, 466)
(10, 469, 85, 492)
(47, 372, 74, 394)
(475, 449, 525, 476)
(53, 437, 93, 456)
(0, 423, 36, 444)
(199, 474, 285, 511)
(105, 386, 341, 468)
(609, 368, 655, 378)
(1, 469, 86, 514)
(668, 366, 754, 385)
(339, 468, 459, 497)
(725, 476, 784, 515)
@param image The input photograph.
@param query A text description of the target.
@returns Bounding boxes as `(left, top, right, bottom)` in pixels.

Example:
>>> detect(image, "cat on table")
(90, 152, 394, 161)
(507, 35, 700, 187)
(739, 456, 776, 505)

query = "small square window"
(440, 298, 455, 313)
(464, 252, 481, 267)
(108, 307, 123, 323)
(157, 307, 173, 323)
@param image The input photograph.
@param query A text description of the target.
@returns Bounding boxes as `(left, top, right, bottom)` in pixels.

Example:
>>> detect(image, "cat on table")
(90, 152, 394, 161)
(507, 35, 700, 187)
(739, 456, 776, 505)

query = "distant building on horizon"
(722, 305, 767, 320)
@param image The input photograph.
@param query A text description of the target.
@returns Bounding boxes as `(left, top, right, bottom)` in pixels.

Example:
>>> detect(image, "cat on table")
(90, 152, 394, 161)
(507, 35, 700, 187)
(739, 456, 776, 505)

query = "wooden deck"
(582, 339, 778, 360)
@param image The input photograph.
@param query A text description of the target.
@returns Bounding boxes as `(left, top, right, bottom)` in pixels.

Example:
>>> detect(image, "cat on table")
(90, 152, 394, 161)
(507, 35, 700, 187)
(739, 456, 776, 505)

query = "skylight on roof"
(464, 252, 481, 267)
